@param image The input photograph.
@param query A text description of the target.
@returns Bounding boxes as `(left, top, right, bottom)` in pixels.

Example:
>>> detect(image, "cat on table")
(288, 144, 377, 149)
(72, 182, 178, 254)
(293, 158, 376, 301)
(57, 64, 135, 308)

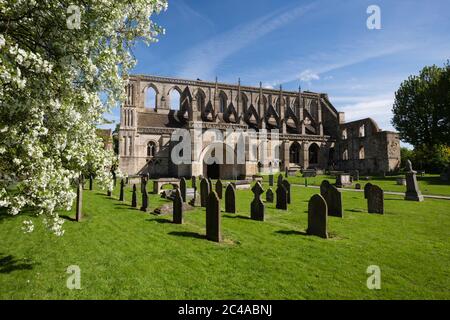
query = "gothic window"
(144, 86, 157, 109)
(342, 128, 347, 140)
(147, 141, 156, 157)
(308, 143, 319, 165)
(342, 148, 349, 161)
(219, 92, 227, 113)
(359, 146, 365, 160)
(289, 142, 301, 164)
(359, 124, 365, 137)
(170, 89, 181, 110)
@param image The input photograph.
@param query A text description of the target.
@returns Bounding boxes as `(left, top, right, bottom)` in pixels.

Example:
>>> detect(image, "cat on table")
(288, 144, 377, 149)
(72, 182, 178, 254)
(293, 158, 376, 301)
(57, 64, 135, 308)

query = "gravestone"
(285, 167, 289, 178)
(112, 170, 117, 187)
(276, 184, 288, 210)
(336, 174, 352, 188)
(215, 179, 223, 199)
(140, 176, 147, 194)
(76, 177, 83, 222)
(180, 177, 187, 202)
(266, 188, 274, 203)
(251, 182, 265, 221)
(282, 180, 291, 204)
(192, 176, 197, 189)
(320, 180, 331, 197)
(131, 184, 137, 208)
(396, 178, 406, 186)
(173, 189, 183, 224)
(355, 183, 361, 190)
(368, 185, 384, 214)
(404, 160, 424, 201)
(225, 183, 236, 214)
(269, 174, 274, 187)
(324, 185, 343, 218)
(200, 178, 210, 207)
(364, 183, 373, 199)
(188, 187, 201, 207)
(307, 194, 328, 239)
(351, 170, 360, 181)
(140, 184, 148, 212)
(119, 179, 125, 201)
(89, 175, 93, 191)
(277, 174, 283, 186)
(208, 178, 213, 193)
(206, 191, 222, 242)
(107, 188, 112, 197)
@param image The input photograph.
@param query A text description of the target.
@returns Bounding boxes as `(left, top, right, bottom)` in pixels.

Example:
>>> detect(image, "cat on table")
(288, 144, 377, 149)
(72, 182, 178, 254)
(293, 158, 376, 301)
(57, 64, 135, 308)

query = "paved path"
(292, 184, 450, 200)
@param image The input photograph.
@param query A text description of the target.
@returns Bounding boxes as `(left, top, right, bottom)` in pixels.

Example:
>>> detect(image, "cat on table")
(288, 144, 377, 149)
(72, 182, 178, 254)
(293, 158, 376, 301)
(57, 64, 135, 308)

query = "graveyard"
(1, 175, 449, 300)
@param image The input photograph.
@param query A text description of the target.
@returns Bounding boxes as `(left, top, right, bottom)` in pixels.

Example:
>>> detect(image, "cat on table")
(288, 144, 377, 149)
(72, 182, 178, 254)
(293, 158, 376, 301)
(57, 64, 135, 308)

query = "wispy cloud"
(176, 2, 318, 80)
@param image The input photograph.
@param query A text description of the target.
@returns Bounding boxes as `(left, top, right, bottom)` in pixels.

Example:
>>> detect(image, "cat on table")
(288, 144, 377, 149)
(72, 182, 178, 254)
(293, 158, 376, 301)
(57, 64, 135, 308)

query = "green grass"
(0, 180, 449, 299)
(264, 174, 450, 196)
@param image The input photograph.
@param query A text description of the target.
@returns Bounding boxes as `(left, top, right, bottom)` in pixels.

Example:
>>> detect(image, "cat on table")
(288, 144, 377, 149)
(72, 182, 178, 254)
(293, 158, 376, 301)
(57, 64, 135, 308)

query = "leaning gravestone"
(206, 191, 222, 242)
(225, 183, 236, 213)
(269, 174, 274, 187)
(276, 184, 288, 210)
(173, 189, 183, 224)
(364, 183, 373, 199)
(119, 179, 125, 201)
(368, 185, 384, 214)
(404, 160, 424, 201)
(131, 184, 137, 208)
(140, 183, 149, 212)
(180, 177, 187, 202)
(266, 188, 274, 203)
(325, 185, 343, 218)
(307, 194, 328, 239)
(282, 179, 291, 204)
(200, 178, 210, 207)
(277, 174, 283, 186)
(215, 179, 223, 199)
(251, 182, 265, 221)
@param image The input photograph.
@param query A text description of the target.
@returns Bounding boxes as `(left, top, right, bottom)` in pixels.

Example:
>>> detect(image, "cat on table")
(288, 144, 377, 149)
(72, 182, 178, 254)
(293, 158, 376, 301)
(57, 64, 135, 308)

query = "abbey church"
(119, 74, 400, 179)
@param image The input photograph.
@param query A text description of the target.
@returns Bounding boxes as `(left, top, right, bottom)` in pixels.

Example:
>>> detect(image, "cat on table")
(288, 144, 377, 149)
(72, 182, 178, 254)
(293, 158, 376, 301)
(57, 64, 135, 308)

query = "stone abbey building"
(119, 75, 400, 179)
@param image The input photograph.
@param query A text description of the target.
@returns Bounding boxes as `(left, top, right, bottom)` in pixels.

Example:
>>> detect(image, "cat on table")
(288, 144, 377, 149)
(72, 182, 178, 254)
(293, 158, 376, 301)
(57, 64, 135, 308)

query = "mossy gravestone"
(200, 178, 210, 208)
(282, 179, 291, 204)
(225, 183, 236, 213)
(119, 179, 125, 201)
(276, 184, 288, 210)
(266, 188, 274, 203)
(307, 194, 328, 239)
(131, 184, 137, 208)
(251, 182, 265, 221)
(368, 185, 384, 214)
(180, 177, 187, 203)
(173, 189, 183, 224)
(215, 179, 223, 199)
(364, 183, 373, 199)
(206, 191, 221, 242)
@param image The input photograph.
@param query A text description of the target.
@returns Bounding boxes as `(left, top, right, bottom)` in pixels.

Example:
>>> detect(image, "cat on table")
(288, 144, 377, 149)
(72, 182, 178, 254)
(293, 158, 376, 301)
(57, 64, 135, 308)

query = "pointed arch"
(218, 90, 228, 113)
(244, 104, 259, 130)
(308, 143, 320, 165)
(168, 86, 182, 111)
(289, 141, 301, 164)
(144, 84, 159, 109)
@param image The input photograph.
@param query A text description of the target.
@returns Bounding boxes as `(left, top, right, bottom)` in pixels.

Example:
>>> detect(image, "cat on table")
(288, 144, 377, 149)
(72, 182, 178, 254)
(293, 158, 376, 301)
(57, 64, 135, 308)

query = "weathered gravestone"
(336, 174, 352, 188)
(131, 184, 137, 208)
(140, 184, 148, 212)
(225, 183, 236, 214)
(251, 182, 265, 221)
(180, 177, 187, 202)
(307, 194, 328, 239)
(266, 188, 274, 203)
(200, 178, 210, 207)
(324, 185, 343, 218)
(215, 179, 223, 199)
(206, 191, 222, 242)
(76, 177, 83, 222)
(276, 184, 288, 210)
(355, 183, 361, 190)
(269, 174, 274, 187)
(364, 183, 373, 199)
(282, 179, 291, 204)
(119, 179, 125, 201)
(277, 174, 283, 186)
(367, 185, 384, 214)
(89, 175, 93, 191)
(404, 160, 424, 202)
(173, 189, 183, 224)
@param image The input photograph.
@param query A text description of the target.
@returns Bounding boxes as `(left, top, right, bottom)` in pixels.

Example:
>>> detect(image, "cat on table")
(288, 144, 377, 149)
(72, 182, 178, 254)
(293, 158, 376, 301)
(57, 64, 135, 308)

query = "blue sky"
(105, 0, 450, 147)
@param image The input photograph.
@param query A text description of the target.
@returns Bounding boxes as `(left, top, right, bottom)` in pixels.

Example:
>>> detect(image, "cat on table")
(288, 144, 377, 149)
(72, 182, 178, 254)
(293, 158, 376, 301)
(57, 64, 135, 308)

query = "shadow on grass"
(60, 215, 77, 222)
(168, 231, 205, 240)
(149, 218, 172, 224)
(222, 214, 251, 220)
(0, 254, 34, 274)
(276, 230, 308, 236)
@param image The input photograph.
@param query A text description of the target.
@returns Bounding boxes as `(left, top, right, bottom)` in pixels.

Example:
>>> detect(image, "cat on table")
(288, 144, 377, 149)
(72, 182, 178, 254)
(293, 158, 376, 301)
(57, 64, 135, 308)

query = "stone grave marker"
(404, 160, 424, 201)
(180, 177, 187, 202)
(119, 179, 125, 201)
(225, 183, 236, 214)
(251, 182, 265, 221)
(368, 185, 384, 214)
(173, 189, 183, 224)
(131, 184, 137, 208)
(215, 179, 223, 199)
(364, 183, 373, 199)
(206, 191, 222, 242)
(266, 188, 274, 203)
(276, 184, 288, 210)
(282, 179, 291, 204)
(307, 194, 328, 239)
(200, 178, 210, 207)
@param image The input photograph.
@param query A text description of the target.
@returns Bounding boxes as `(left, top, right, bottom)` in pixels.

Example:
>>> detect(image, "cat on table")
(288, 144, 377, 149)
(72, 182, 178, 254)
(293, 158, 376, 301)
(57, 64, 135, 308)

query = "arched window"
(289, 142, 301, 164)
(342, 148, 349, 161)
(308, 143, 319, 165)
(170, 89, 181, 110)
(359, 146, 365, 160)
(144, 86, 157, 109)
(219, 92, 227, 113)
(196, 90, 206, 112)
(359, 124, 365, 137)
(239, 93, 248, 114)
(342, 129, 347, 140)
(147, 141, 156, 157)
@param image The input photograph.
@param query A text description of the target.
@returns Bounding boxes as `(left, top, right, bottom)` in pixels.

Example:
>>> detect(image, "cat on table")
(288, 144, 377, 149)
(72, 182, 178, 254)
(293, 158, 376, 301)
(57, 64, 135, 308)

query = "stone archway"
(200, 142, 245, 179)
(289, 142, 301, 165)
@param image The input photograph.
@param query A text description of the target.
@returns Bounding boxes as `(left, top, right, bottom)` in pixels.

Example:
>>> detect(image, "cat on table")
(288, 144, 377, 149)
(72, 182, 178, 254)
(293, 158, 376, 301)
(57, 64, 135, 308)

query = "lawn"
(0, 179, 449, 299)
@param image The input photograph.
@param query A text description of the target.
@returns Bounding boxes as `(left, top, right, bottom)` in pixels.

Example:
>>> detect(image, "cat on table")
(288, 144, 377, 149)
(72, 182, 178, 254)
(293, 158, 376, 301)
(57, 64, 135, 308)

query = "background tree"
(0, 0, 167, 234)
(392, 62, 450, 148)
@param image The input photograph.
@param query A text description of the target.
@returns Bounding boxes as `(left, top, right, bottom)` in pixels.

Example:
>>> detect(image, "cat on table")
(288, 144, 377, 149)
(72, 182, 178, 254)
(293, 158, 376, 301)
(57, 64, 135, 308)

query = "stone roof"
(137, 111, 184, 128)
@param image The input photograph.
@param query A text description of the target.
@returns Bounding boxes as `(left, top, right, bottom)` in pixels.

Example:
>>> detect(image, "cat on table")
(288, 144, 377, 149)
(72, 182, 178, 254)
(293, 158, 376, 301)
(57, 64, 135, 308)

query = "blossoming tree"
(0, 0, 167, 234)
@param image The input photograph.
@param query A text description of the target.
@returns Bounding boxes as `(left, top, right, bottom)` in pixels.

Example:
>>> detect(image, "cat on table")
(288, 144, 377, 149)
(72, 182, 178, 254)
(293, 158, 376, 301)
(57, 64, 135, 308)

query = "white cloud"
(299, 70, 320, 82)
